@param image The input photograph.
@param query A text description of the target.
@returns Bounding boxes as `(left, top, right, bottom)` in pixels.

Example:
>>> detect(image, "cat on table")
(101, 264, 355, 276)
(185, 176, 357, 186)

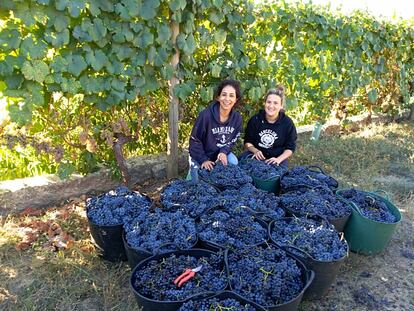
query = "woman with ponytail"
(242, 86, 297, 167)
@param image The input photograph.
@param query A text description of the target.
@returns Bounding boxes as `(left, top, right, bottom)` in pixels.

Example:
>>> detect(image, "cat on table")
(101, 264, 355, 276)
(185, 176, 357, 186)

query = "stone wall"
(0, 152, 188, 215)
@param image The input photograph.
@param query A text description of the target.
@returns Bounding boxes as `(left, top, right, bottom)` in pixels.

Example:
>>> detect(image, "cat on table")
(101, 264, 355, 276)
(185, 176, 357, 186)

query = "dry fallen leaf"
(19, 207, 45, 217)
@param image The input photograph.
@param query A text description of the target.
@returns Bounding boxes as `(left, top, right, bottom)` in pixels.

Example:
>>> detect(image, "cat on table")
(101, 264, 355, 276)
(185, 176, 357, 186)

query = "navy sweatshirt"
(189, 101, 242, 165)
(244, 109, 297, 159)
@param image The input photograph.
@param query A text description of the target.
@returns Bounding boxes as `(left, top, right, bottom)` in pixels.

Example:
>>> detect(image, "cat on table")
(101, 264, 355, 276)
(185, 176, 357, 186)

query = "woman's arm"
(266, 120, 297, 165)
(244, 142, 266, 160)
(189, 113, 209, 165)
(243, 115, 266, 160)
(265, 149, 293, 165)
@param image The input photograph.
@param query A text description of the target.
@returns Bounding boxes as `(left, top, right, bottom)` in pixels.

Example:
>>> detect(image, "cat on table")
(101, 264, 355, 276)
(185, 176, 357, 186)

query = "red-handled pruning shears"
(173, 265, 203, 287)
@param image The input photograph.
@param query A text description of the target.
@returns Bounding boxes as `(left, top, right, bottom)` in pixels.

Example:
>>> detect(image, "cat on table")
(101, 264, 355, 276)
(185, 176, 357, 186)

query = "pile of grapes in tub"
(85, 160, 399, 311)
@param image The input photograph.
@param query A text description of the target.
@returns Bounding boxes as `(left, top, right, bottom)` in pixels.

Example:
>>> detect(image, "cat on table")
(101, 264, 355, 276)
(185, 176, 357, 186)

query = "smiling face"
(217, 85, 238, 114)
(264, 94, 283, 121)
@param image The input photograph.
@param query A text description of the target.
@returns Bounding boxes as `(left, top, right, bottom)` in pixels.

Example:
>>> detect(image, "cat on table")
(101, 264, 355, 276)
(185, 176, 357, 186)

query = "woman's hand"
(216, 152, 228, 165)
(252, 150, 266, 161)
(265, 157, 280, 165)
(201, 160, 215, 170)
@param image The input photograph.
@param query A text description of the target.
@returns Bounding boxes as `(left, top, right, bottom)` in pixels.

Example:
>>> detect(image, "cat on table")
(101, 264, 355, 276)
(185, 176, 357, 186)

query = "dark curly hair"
(213, 79, 242, 105)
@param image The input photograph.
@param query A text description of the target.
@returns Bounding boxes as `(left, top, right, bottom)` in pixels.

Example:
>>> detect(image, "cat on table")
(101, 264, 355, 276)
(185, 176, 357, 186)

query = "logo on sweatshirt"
(211, 126, 235, 135)
(258, 129, 278, 149)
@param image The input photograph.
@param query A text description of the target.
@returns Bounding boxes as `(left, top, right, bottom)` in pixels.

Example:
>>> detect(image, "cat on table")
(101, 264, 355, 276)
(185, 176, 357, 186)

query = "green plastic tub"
(337, 189, 402, 255)
(252, 175, 281, 195)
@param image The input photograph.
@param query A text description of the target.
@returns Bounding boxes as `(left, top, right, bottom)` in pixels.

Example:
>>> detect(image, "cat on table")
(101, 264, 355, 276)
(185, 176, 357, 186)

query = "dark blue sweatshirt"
(189, 101, 242, 165)
(244, 109, 297, 159)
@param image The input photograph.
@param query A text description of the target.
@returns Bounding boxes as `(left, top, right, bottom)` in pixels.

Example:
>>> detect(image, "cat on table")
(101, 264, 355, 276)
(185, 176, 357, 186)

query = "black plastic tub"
(122, 232, 151, 269)
(269, 219, 348, 300)
(123, 232, 199, 270)
(283, 206, 351, 232)
(130, 249, 228, 311)
(279, 184, 352, 232)
(88, 220, 126, 262)
(180, 290, 267, 310)
(280, 165, 338, 194)
(227, 248, 314, 311)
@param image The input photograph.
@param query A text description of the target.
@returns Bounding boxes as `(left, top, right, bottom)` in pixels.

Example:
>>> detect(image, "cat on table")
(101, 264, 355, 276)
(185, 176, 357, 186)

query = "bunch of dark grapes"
(124, 209, 197, 253)
(132, 252, 227, 301)
(219, 183, 285, 221)
(86, 186, 151, 225)
(280, 186, 351, 220)
(228, 245, 304, 307)
(280, 166, 338, 192)
(179, 297, 257, 311)
(198, 162, 253, 190)
(338, 189, 397, 223)
(270, 217, 348, 261)
(239, 158, 287, 180)
(160, 179, 220, 217)
(196, 210, 267, 249)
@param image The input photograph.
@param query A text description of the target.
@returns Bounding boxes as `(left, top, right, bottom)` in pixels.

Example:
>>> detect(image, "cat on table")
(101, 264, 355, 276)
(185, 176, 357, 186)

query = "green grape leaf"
(47, 29, 70, 47)
(86, 50, 108, 71)
(173, 83, 193, 101)
(68, 54, 87, 77)
(115, 3, 130, 20)
(131, 51, 146, 66)
(5, 75, 24, 90)
(156, 23, 171, 44)
(0, 29, 21, 51)
(51, 56, 69, 73)
(161, 64, 174, 80)
(130, 21, 144, 32)
(183, 34, 196, 55)
(211, 63, 222, 78)
(120, 0, 140, 17)
(88, 0, 114, 15)
(54, 14, 70, 32)
(111, 78, 126, 91)
(214, 29, 227, 46)
(56, 0, 86, 17)
(14, 3, 37, 26)
(21, 60, 50, 83)
(141, 28, 154, 47)
(60, 77, 81, 94)
(115, 45, 134, 61)
(88, 18, 107, 42)
(368, 88, 378, 103)
(20, 37, 47, 60)
(257, 57, 268, 71)
(169, 0, 186, 11)
(8, 102, 32, 126)
(96, 97, 111, 111)
(154, 47, 169, 67)
(147, 46, 156, 64)
(0, 61, 13, 76)
(6, 55, 25, 69)
(141, 0, 159, 20)
(58, 162, 76, 180)
(285, 96, 298, 110)
(209, 10, 223, 25)
(200, 86, 213, 103)
(26, 82, 45, 106)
